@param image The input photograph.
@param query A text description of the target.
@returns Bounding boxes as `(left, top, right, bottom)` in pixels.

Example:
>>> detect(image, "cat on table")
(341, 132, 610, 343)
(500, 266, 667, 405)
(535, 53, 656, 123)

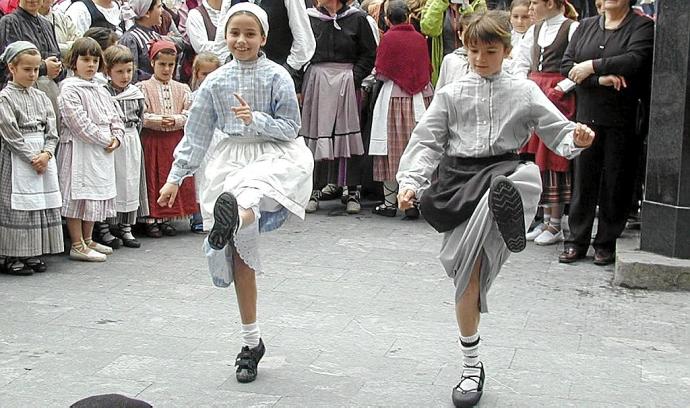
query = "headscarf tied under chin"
(147, 39, 176, 61)
(223, 2, 270, 38)
(121, 0, 154, 22)
(0, 40, 38, 64)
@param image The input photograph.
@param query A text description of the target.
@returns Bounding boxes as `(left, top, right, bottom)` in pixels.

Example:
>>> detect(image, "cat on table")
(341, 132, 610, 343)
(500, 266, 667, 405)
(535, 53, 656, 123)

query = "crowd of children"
(0, 0, 654, 407)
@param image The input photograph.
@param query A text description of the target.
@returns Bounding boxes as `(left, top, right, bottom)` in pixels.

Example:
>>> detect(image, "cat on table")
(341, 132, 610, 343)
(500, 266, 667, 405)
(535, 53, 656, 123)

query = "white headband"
(223, 2, 269, 38)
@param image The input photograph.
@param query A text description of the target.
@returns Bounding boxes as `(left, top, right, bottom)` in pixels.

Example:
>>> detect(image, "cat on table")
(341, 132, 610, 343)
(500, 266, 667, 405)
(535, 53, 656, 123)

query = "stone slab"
(615, 236, 690, 290)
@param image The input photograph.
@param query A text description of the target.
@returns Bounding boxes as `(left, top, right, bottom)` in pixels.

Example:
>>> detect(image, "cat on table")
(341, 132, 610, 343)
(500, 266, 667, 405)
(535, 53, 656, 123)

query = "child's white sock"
(383, 180, 398, 208)
(543, 214, 551, 226)
(459, 332, 480, 367)
(241, 322, 261, 348)
(550, 217, 562, 231)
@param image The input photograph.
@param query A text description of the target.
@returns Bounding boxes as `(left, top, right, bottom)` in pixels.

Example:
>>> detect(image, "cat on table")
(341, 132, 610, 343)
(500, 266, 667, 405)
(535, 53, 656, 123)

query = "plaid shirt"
(167, 54, 301, 185)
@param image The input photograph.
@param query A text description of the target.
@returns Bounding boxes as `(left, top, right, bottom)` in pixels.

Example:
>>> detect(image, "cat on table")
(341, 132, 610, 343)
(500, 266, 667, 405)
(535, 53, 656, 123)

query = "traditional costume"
(118, 0, 162, 83)
(105, 82, 148, 247)
(57, 76, 124, 222)
(138, 41, 196, 222)
(0, 42, 63, 275)
(300, 4, 376, 208)
(369, 22, 432, 216)
(399, 68, 584, 305)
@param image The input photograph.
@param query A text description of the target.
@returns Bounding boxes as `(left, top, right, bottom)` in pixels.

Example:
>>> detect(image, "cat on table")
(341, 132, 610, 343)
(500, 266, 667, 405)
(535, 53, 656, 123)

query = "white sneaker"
(69, 245, 107, 262)
(534, 229, 564, 246)
(87, 241, 114, 255)
(526, 223, 546, 241)
(305, 198, 319, 214)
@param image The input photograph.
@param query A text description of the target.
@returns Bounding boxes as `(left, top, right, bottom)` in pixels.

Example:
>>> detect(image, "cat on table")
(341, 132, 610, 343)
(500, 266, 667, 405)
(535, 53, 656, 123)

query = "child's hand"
(158, 182, 179, 208)
(31, 152, 50, 174)
(573, 123, 595, 148)
(161, 116, 176, 128)
(105, 138, 120, 153)
(231, 93, 253, 125)
(397, 189, 417, 210)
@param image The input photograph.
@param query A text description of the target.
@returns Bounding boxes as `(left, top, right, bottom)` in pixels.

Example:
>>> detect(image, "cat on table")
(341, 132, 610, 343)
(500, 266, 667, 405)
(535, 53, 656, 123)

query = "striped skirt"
(0, 146, 63, 257)
(540, 169, 572, 205)
(373, 95, 433, 181)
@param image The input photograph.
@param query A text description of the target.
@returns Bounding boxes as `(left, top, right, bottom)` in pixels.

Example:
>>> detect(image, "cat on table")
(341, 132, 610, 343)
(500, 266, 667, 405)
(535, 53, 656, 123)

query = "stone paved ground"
(2, 201, 690, 407)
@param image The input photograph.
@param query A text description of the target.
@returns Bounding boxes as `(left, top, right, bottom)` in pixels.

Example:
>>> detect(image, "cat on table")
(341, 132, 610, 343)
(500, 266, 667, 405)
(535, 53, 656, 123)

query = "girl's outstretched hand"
(573, 123, 595, 148)
(158, 182, 179, 208)
(398, 189, 417, 210)
(231, 93, 253, 125)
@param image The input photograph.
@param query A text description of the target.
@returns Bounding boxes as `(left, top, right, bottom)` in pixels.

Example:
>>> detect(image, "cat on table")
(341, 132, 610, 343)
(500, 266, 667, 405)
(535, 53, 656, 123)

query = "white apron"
(10, 132, 62, 211)
(70, 125, 117, 201)
(113, 126, 142, 213)
(369, 80, 427, 156)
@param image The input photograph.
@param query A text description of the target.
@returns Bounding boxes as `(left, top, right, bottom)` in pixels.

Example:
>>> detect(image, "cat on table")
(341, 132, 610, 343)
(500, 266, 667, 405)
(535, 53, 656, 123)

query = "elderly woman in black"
(559, 0, 653, 265)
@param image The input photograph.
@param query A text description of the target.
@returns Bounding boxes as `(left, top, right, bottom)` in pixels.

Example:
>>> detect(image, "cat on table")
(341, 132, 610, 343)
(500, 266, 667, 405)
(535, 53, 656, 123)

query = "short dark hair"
(66, 37, 104, 71)
(103, 44, 135, 71)
(386, 0, 408, 25)
(463, 10, 512, 50)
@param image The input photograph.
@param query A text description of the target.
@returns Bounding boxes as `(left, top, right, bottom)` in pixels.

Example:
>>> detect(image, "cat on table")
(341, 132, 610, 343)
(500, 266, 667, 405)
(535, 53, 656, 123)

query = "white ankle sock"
(550, 218, 562, 231)
(459, 332, 480, 367)
(241, 322, 261, 348)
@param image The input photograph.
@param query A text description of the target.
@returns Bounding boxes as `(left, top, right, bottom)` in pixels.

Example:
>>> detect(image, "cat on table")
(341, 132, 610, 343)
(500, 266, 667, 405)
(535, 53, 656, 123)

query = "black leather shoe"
(559, 247, 587, 264)
(489, 176, 526, 252)
(235, 338, 265, 383)
(452, 362, 485, 408)
(593, 248, 615, 265)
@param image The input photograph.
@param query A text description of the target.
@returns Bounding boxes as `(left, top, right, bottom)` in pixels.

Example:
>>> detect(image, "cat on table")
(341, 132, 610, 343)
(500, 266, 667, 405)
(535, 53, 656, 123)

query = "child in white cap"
(159, 2, 313, 383)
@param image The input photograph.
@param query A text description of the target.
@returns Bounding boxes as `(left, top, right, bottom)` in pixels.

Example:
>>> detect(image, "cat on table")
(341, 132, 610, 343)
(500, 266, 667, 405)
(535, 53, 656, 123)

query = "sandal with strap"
(235, 338, 266, 383)
(372, 204, 397, 217)
(22, 257, 47, 273)
(143, 222, 162, 238)
(159, 221, 177, 237)
(452, 362, 485, 408)
(1, 257, 32, 276)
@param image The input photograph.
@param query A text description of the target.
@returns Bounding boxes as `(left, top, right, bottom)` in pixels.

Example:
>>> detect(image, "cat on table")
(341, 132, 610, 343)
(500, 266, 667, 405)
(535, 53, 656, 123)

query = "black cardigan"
(561, 12, 654, 128)
(308, 5, 377, 89)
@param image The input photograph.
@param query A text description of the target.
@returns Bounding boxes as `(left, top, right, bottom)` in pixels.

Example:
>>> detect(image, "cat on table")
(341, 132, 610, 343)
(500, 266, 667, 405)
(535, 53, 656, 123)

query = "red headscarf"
(147, 39, 176, 61)
(375, 23, 431, 95)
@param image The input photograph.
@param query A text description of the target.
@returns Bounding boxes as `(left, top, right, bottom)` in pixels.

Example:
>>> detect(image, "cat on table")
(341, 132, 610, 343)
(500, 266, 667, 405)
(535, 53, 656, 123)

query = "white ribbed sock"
(241, 322, 261, 348)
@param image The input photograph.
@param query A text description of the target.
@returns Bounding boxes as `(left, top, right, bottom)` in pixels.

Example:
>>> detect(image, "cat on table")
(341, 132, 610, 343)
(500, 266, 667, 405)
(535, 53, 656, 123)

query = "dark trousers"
(566, 124, 641, 251)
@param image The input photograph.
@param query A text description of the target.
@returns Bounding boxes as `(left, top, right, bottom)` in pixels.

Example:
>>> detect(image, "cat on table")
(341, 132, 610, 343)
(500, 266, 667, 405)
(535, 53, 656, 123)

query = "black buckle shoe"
(235, 338, 266, 383)
(489, 176, 526, 253)
(208, 192, 239, 250)
(452, 362, 485, 408)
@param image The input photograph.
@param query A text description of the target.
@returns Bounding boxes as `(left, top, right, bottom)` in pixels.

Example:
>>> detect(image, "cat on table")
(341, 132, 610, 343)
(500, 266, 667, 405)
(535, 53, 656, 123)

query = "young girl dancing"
(395, 11, 594, 407)
(159, 3, 313, 383)
(58, 37, 124, 262)
(138, 39, 196, 238)
(104, 45, 147, 248)
(0, 41, 64, 275)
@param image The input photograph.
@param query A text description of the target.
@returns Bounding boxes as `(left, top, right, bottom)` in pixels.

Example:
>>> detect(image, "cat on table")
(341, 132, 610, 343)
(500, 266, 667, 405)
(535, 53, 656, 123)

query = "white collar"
(544, 13, 566, 26)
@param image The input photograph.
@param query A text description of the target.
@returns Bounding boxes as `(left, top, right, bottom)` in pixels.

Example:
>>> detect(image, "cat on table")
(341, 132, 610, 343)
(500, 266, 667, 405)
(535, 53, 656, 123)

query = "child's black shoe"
(208, 192, 239, 250)
(489, 176, 526, 252)
(452, 362, 485, 408)
(235, 338, 265, 383)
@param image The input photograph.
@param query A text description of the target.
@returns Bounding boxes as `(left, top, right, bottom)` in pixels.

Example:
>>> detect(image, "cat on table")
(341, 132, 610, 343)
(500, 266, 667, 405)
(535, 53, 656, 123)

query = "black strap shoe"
(235, 338, 265, 383)
(452, 362, 485, 407)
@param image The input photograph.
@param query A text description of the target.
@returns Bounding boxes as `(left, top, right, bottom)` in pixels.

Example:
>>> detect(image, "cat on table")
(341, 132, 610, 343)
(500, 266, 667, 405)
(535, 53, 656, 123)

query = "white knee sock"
(241, 322, 261, 348)
(459, 332, 480, 367)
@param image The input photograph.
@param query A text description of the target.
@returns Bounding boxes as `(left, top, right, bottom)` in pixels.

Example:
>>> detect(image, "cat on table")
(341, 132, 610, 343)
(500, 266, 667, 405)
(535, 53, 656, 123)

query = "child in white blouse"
(396, 11, 595, 408)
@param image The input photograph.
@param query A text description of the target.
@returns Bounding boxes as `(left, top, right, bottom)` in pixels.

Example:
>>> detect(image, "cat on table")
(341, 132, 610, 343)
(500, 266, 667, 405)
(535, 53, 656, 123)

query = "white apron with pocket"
(113, 125, 142, 213)
(10, 132, 62, 211)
